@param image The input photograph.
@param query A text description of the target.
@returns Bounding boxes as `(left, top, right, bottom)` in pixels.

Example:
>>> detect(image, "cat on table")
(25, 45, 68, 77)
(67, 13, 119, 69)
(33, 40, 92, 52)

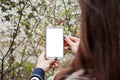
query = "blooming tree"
(0, 0, 80, 80)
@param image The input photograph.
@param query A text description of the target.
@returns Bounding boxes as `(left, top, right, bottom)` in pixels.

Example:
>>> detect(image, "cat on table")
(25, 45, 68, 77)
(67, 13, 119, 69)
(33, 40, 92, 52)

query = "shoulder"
(48, 69, 95, 80)
(65, 69, 95, 80)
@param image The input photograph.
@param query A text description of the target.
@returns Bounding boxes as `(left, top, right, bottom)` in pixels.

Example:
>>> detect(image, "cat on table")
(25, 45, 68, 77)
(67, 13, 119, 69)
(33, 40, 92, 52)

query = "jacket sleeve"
(30, 68, 45, 80)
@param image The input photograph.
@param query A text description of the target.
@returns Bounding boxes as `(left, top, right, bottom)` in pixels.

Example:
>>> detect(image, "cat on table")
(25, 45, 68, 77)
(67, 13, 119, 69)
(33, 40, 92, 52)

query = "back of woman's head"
(55, 0, 120, 80)
(76, 0, 120, 80)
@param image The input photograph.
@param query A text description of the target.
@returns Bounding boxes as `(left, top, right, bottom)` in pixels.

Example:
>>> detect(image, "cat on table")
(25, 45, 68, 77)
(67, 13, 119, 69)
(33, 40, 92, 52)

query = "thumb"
(39, 52, 46, 60)
(65, 36, 73, 46)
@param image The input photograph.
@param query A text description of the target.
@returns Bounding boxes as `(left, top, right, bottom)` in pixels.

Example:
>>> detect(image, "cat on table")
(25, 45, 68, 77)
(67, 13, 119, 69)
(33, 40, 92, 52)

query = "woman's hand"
(36, 52, 58, 72)
(64, 36, 80, 54)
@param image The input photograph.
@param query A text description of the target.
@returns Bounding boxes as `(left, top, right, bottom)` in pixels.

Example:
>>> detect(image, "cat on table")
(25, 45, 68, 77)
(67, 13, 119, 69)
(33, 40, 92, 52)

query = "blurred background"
(0, 0, 80, 80)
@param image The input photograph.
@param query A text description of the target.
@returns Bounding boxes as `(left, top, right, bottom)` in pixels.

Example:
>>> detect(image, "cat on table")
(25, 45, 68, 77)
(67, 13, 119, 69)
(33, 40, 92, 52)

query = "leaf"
(22, 20, 30, 28)
(19, 52, 24, 56)
(28, 13, 34, 19)
(25, 63, 32, 71)
(68, 28, 71, 31)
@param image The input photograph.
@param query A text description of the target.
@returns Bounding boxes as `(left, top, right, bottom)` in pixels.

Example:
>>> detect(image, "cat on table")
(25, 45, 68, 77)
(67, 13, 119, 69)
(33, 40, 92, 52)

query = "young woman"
(30, 0, 120, 80)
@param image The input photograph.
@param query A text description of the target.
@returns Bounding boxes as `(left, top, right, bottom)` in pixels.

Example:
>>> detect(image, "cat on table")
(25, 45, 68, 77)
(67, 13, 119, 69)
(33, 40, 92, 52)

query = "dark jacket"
(30, 68, 44, 80)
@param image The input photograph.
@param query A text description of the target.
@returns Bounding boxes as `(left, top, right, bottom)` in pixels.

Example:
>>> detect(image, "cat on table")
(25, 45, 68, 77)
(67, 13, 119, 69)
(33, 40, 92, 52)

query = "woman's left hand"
(36, 52, 58, 72)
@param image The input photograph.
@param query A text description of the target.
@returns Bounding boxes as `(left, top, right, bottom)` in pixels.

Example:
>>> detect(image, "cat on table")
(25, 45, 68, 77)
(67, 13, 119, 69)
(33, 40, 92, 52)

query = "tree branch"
(0, 2, 27, 80)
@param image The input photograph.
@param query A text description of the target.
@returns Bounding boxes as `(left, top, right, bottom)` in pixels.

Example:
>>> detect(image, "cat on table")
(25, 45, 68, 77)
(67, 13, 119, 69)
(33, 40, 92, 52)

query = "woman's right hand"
(64, 36, 80, 54)
(36, 52, 58, 72)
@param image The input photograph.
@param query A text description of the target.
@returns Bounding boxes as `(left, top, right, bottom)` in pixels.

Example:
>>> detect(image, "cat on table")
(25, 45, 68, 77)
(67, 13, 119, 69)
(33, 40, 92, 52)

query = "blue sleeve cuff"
(32, 68, 45, 80)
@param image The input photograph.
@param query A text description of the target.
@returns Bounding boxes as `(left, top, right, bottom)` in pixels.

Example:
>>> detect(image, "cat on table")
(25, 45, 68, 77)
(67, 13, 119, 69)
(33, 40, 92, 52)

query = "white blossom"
(36, 29, 40, 33)
(11, 0, 19, 3)
(7, 8, 18, 16)
(24, 7, 32, 15)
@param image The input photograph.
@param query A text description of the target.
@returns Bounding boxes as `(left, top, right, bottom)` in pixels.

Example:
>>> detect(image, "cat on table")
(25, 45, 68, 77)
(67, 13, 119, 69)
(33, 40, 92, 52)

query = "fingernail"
(55, 57, 57, 60)
(64, 36, 66, 39)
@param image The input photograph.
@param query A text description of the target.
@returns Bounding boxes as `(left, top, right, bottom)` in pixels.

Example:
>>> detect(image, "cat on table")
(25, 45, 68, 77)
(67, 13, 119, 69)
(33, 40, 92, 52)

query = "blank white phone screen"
(46, 28, 63, 59)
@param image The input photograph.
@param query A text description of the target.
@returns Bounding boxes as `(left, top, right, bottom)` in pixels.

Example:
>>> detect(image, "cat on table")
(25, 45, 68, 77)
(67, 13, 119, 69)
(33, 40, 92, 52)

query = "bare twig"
(0, 2, 27, 80)
(63, 0, 72, 32)
(53, 0, 56, 25)
(0, 48, 4, 57)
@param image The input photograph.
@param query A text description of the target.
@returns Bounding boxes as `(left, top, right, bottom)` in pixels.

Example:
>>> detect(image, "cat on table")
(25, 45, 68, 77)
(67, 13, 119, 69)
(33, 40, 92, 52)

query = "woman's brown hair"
(55, 0, 120, 80)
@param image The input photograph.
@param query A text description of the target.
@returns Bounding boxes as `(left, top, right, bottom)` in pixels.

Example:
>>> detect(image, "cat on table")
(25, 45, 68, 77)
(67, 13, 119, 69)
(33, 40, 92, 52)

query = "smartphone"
(46, 27, 64, 60)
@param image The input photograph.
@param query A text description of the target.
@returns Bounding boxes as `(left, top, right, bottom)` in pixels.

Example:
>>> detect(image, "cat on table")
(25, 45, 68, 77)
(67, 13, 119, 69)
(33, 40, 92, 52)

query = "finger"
(54, 62, 59, 67)
(69, 36, 80, 42)
(48, 58, 56, 64)
(52, 65, 55, 68)
(64, 46, 71, 50)
(64, 42, 70, 46)
(64, 41, 70, 46)
(65, 36, 74, 46)
(51, 65, 56, 68)
(51, 63, 59, 68)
